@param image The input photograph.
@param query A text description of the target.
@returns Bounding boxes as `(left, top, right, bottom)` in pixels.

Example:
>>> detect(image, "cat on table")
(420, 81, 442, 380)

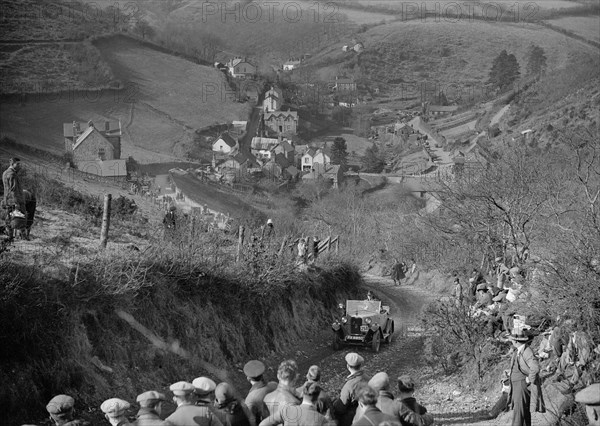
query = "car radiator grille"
(350, 317, 363, 334)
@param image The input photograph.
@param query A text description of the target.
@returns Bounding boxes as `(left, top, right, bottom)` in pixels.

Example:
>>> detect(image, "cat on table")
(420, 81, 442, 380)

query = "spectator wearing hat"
(165, 381, 223, 426)
(351, 385, 396, 426)
(46, 394, 90, 426)
(507, 332, 542, 426)
(575, 383, 600, 425)
(214, 382, 254, 426)
(296, 365, 331, 417)
(193, 377, 228, 426)
(396, 375, 433, 426)
(474, 284, 493, 310)
(332, 353, 370, 426)
(100, 398, 132, 426)
(264, 360, 301, 417)
(260, 382, 327, 426)
(244, 360, 278, 425)
(133, 391, 167, 426)
(365, 372, 418, 425)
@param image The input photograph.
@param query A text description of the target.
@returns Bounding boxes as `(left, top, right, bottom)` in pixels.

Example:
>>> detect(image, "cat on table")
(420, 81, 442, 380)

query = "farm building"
(283, 58, 302, 71)
(212, 133, 238, 154)
(64, 120, 122, 160)
(331, 76, 357, 92)
(226, 57, 256, 79)
(427, 105, 459, 117)
(263, 110, 298, 135)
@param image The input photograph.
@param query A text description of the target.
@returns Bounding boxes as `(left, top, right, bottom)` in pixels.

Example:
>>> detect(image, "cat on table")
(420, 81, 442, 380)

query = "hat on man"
(306, 365, 321, 381)
(476, 283, 488, 291)
(46, 395, 75, 418)
(345, 352, 364, 368)
(575, 383, 600, 406)
(215, 382, 236, 405)
(369, 372, 390, 391)
(244, 360, 266, 379)
(508, 331, 532, 342)
(136, 391, 167, 407)
(170, 381, 196, 396)
(100, 398, 130, 417)
(398, 375, 415, 392)
(192, 377, 217, 396)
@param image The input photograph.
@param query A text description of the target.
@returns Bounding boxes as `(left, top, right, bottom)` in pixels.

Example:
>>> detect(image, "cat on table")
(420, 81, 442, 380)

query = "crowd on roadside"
(27, 353, 437, 426)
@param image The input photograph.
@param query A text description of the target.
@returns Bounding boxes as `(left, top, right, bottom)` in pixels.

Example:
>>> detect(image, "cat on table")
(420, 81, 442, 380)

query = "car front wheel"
(372, 330, 381, 352)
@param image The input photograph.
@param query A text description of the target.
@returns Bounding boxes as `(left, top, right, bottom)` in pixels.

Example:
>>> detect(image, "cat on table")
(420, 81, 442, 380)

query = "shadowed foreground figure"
(44, 394, 90, 426)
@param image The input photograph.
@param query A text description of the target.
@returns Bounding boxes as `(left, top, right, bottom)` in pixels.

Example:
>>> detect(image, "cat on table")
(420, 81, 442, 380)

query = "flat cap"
(192, 377, 216, 395)
(244, 360, 266, 378)
(306, 365, 321, 381)
(100, 398, 130, 417)
(46, 395, 75, 415)
(170, 381, 196, 396)
(398, 375, 415, 392)
(136, 391, 167, 404)
(345, 352, 364, 367)
(476, 283, 488, 291)
(575, 383, 600, 406)
(369, 372, 390, 391)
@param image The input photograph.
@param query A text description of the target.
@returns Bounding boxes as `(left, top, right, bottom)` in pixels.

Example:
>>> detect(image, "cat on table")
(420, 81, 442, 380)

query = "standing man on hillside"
(332, 353, 370, 426)
(2, 157, 24, 214)
(507, 332, 541, 426)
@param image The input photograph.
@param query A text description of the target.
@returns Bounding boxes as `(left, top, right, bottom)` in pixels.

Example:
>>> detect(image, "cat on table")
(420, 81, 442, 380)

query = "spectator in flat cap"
(191, 377, 228, 426)
(351, 385, 396, 426)
(100, 398, 132, 426)
(133, 391, 167, 426)
(259, 382, 328, 426)
(244, 360, 278, 425)
(164, 381, 223, 426)
(214, 382, 255, 426)
(474, 284, 493, 309)
(575, 383, 600, 426)
(264, 360, 301, 418)
(46, 394, 90, 426)
(295, 365, 331, 417)
(396, 376, 433, 426)
(332, 353, 370, 426)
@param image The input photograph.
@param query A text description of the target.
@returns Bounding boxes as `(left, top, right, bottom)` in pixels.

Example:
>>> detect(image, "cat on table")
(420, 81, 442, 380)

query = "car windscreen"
(346, 300, 381, 314)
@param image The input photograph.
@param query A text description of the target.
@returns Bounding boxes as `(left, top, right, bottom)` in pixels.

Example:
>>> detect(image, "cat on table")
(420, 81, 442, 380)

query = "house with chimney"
(63, 120, 127, 179)
(226, 57, 256, 79)
(263, 110, 298, 135)
(263, 86, 283, 112)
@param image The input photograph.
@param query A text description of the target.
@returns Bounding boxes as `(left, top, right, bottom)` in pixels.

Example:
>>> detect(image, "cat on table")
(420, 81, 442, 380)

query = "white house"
(212, 133, 238, 154)
(313, 148, 331, 168)
(283, 58, 302, 71)
(226, 57, 256, 79)
(301, 148, 317, 171)
(263, 86, 282, 112)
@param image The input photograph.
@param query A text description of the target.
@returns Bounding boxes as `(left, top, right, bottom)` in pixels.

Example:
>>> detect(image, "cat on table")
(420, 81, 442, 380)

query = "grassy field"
(1, 35, 248, 160)
(307, 19, 597, 97)
(545, 15, 600, 42)
(0, 43, 114, 93)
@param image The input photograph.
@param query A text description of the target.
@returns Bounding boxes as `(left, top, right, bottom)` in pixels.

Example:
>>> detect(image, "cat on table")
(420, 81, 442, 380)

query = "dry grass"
(545, 15, 600, 42)
(0, 43, 114, 93)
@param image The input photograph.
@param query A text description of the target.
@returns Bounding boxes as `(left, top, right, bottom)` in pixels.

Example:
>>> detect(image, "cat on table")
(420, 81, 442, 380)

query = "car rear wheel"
(372, 330, 381, 352)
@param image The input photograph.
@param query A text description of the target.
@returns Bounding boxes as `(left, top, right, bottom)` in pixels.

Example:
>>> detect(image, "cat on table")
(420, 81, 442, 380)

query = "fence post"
(236, 225, 245, 262)
(99, 194, 112, 249)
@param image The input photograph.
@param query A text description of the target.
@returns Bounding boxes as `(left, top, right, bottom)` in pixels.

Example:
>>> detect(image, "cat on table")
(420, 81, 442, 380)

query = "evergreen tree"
(526, 44, 547, 77)
(331, 137, 349, 167)
(362, 144, 385, 173)
(488, 50, 520, 91)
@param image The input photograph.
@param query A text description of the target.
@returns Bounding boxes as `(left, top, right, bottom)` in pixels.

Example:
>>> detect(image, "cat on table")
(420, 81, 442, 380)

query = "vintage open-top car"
(331, 299, 394, 352)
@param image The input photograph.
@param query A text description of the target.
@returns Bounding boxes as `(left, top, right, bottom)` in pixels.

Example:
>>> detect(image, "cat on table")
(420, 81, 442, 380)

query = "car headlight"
(341, 316, 348, 324)
(364, 318, 372, 324)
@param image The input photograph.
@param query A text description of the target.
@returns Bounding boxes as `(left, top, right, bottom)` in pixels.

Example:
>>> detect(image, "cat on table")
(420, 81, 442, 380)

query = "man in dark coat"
(259, 382, 328, 426)
(2, 157, 24, 213)
(350, 386, 396, 426)
(507, 332, 542, 426)
(133, 391, 167, 426)
(295, 365, 331, 417)
(244, 360, 278, 425)
(332, 353, 370, 426)
(263, 360, 301, 418)
(392, 260, 406, 286)
(214, 382, 254, 426)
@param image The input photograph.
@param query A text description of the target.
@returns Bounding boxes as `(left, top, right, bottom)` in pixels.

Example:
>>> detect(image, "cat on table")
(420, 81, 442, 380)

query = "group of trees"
(488, 45, 547, 90)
